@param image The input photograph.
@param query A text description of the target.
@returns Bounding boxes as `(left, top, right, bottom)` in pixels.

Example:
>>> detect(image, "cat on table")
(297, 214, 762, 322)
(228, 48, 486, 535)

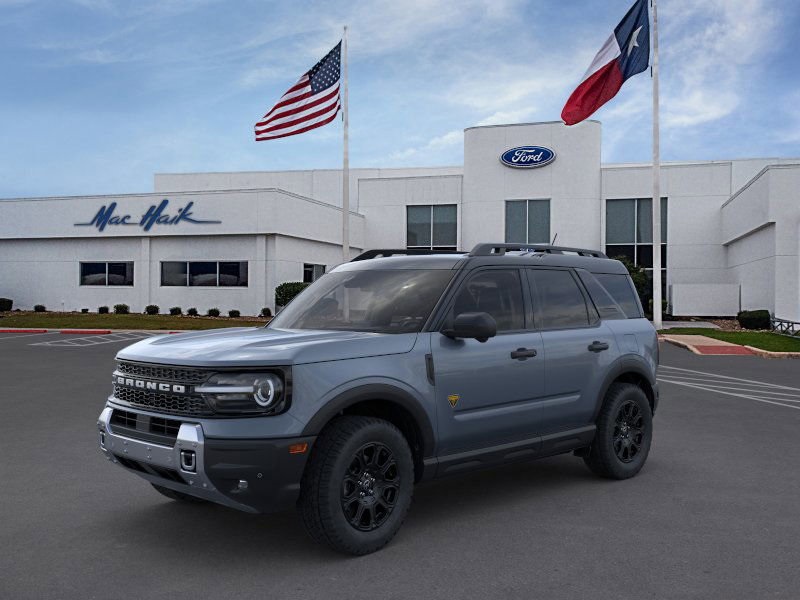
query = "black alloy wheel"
(298, 415, 414, 555)
(583, 382, 653, 479)
(613, 400, 645, 463)
(340, 442, 400, 531)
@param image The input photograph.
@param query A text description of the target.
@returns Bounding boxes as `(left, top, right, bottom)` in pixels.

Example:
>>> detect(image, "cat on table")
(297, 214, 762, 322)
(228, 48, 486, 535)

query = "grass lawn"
(0, 312, 268, 331)
(659, 328, 800, 352)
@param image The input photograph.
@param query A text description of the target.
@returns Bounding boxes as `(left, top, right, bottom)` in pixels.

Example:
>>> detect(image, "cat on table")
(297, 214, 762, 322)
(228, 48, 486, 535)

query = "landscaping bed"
(0, 311, 268, 331)
(658, 328, 800, 353)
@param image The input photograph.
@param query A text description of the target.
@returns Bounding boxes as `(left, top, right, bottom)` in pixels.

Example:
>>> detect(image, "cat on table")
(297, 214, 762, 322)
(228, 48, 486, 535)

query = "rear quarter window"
(593, 273, 643, 319)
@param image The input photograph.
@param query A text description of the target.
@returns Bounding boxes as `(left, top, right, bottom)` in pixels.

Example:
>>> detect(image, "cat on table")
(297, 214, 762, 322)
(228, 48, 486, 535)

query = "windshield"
(269, 269, 455, 333)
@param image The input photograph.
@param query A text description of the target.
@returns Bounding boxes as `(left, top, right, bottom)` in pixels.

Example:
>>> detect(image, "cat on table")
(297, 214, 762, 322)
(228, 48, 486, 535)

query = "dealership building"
(1, 120, 798, 321)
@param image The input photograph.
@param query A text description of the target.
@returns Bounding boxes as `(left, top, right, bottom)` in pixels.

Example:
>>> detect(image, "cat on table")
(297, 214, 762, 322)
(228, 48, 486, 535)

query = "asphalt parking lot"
(1, 331, 799, 600)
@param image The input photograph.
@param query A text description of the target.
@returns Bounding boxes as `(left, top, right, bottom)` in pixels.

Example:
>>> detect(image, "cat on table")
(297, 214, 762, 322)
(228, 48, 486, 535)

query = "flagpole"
(341, 25, 350, 263)
(651, 0, 662, 330)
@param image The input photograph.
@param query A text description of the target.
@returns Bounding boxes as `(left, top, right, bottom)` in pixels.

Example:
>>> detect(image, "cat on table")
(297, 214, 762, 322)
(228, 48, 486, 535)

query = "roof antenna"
(551, 233, 558, 245)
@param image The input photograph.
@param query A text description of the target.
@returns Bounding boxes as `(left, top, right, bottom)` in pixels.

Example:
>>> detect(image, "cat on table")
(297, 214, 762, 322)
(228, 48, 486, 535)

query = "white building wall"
(462, 121, 602, 251)
(154, 167, 463, 212)
(358, 175, 462, 250)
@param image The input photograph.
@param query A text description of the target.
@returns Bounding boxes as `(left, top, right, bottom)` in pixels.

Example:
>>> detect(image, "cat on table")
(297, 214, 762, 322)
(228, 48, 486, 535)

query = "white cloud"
(389, 129, 462, 162)
(660, 0, 779, 128)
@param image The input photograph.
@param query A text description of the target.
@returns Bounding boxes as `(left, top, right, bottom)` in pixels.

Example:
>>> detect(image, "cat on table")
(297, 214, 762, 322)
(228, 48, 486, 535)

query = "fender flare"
(593, 356, 657, 420)
(301, 383, 436, 457)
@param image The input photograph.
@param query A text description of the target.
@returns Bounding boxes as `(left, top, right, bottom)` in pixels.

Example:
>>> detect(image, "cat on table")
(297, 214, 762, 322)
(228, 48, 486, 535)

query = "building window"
(605, 197, 668, 295)
(80, 262, 134, 286)
(160, 261, 248, 287)
(303, 263, 326, 283)
(406, 204, 457, 250)
(505, 199, 551, 244)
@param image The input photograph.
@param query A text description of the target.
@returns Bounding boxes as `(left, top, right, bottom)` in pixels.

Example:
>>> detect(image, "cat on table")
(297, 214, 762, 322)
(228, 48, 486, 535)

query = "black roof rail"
(468, 243, 608, 259)
(351, 248, 464, 262)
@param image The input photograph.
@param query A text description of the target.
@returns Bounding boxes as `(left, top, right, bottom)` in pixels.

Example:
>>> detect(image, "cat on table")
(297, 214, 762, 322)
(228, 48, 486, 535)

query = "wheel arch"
(301, 384, 435, 482)
(594, 358, 658, 419)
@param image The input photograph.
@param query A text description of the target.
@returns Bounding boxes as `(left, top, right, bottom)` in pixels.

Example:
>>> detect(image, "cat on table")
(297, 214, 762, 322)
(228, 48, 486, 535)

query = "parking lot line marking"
(31, 331, 156, 347)
(658, 378, 800, 411)
(0, 331, 58, 341)
(660, 365, 800, 392)
(655, 374, 800, 392)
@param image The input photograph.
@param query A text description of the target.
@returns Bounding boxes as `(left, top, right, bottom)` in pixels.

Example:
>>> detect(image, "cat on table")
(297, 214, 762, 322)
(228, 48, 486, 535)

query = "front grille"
(117, 361, 210, 384)
(110, 409, 185, 445)
(113, 360, 213, 417)
(113, 384, 213, 416)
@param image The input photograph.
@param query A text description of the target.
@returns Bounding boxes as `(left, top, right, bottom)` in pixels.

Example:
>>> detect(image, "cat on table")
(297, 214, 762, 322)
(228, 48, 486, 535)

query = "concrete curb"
(0, 328, 49, 333)
(743, 345, 800, 359)
(660, 335, 800, 359)
(659, 336, 702, 355)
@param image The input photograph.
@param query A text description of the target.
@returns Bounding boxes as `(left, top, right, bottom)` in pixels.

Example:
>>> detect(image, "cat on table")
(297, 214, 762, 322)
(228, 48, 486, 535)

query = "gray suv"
(97, 243, 658, 555)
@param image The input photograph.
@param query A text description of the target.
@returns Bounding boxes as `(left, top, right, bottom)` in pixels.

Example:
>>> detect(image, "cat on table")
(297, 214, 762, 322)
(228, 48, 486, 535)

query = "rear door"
(431, 267, 545, 455)
(526, 268, 618, 433)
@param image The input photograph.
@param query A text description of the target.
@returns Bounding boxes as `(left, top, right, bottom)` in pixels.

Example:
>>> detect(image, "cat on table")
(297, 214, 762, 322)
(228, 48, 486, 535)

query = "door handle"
(588, 341, 610, 352)
(510, 347, 537, 360)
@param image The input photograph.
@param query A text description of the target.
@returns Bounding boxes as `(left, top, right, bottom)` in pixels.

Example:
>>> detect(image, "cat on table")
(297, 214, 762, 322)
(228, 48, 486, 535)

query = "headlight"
(196, 372, 285, 415)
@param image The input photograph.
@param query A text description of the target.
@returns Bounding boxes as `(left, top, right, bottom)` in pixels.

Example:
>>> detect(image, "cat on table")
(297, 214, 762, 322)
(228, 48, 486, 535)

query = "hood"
(115, 327, 418, 367)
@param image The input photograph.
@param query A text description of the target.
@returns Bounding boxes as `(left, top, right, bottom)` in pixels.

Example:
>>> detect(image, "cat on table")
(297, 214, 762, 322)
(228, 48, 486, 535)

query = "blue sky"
(1, 0, 799, 198)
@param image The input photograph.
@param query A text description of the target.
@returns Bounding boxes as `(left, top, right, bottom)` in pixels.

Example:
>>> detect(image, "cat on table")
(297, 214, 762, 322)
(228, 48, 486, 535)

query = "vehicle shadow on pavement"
(98, 453, 617, 561)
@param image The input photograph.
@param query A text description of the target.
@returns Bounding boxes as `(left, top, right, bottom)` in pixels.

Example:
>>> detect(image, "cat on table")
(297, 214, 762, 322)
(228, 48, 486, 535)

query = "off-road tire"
(298, 416, 414, 555)
(583, 382, 653, 479)
(151, 483, 207, 503)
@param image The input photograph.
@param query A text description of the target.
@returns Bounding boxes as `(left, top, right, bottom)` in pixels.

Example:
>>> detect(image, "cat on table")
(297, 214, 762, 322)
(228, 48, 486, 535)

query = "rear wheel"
(584, 382, 653, 479)
(298, 416, 414, 555)
(151, 483, 206, 503)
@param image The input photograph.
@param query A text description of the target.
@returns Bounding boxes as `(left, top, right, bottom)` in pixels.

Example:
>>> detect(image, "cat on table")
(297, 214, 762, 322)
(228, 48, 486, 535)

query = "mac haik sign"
(75, 199, 221, 232)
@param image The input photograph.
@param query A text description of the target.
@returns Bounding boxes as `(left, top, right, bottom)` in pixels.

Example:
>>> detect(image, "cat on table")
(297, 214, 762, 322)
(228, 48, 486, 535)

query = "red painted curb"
(0, 329, 49, 333)
(60, 329, 113, 335)
(693, 345, 755, 355)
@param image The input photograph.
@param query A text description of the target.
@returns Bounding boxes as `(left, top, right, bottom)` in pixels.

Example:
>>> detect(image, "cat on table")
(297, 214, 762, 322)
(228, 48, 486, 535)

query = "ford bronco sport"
(97, 243, 659, 555)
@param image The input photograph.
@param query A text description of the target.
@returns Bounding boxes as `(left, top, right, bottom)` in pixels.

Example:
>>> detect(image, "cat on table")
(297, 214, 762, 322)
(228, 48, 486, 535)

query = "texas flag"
(561, 0, 650, 126)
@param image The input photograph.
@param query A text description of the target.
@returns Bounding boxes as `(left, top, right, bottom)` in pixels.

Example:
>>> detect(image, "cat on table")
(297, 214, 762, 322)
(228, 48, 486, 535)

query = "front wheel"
(583, 383, 653, 479)
(298, 416, 414, 555)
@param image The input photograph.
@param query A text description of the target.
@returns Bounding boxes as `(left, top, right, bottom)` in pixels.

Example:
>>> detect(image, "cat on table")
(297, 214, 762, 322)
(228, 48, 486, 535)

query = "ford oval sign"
(500, 146, 556, 169)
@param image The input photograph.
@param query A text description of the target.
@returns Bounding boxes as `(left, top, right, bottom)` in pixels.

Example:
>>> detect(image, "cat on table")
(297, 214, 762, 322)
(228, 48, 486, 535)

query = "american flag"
(254, 41, 342, 141)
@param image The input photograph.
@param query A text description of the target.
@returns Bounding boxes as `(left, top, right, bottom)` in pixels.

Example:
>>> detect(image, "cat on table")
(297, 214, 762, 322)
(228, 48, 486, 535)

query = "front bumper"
(97, 406, 315, 514)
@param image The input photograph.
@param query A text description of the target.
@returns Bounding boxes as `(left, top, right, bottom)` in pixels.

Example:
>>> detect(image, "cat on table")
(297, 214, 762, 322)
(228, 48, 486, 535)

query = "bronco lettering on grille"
(115, 376, 187, 394)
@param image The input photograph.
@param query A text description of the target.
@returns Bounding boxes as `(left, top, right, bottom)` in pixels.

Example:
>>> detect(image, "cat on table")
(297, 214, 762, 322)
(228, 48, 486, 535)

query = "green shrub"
(737, 309, 771, 330)
(0, 298, 12, 312)
(113, 304, 129, 315)
(228, 309, 241, 318)
(98, 306, 109, 314)
(275, 282, 310, 307)
(169, 306, 182, 316)
(187, 307, 198, 316)
(260, 307, 272, 318)
(611, 256, 650, 310)
(34, 304, 46, 312)
(207, 308, 220, 317)
(144, 304, 159, 315)
(81, 308, 89, 313)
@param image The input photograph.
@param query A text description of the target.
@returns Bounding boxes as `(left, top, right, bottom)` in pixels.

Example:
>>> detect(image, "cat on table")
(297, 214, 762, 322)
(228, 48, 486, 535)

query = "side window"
(576, 269, 626, 320)
(448, 270, 525, 332)
(529, 269, 590, 329)
(594, 273, 643, 318)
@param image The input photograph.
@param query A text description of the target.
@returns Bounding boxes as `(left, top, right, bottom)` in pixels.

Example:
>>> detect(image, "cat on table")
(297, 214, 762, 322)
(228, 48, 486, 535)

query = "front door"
(432, 268, 545, 455)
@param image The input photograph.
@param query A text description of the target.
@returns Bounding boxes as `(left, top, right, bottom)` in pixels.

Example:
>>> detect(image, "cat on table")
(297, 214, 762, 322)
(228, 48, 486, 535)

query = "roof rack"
(351, 248, 464, 262)
(468, 243, 608, 259)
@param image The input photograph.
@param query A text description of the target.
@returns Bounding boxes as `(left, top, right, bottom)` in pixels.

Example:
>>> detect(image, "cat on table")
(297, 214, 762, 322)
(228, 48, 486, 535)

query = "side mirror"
(443, 312, 497, 343)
